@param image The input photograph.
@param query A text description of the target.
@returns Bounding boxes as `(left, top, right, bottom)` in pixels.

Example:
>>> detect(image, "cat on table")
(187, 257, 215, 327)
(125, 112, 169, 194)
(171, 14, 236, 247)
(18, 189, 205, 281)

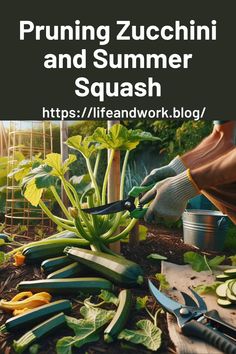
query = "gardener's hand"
(141, 156, 186, 186)
(140, 170, 200, 223)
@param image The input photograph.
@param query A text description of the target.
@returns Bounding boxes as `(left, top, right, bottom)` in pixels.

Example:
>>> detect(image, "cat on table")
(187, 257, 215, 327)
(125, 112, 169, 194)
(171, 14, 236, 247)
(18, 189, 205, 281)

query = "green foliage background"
(0, 120, 213, 218)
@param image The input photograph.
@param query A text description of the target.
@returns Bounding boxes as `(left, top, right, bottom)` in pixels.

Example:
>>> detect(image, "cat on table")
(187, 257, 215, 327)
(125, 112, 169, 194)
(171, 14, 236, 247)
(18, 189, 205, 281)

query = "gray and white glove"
(140, 170, 200, 223)
(141, 156, 186, 186)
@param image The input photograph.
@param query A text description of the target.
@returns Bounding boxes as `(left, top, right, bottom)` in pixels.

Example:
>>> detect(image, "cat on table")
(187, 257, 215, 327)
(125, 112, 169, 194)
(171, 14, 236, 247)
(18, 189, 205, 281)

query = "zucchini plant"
(5, 124, 159, 256)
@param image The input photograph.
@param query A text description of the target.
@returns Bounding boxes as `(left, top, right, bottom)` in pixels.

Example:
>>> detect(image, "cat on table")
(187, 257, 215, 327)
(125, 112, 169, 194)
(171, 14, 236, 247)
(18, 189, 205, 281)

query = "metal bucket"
(182, 210, 228, 252)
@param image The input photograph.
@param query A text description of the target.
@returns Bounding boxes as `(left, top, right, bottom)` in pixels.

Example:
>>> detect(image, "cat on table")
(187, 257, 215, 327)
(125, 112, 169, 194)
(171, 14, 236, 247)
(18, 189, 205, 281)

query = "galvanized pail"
(182, 210, 228, 252)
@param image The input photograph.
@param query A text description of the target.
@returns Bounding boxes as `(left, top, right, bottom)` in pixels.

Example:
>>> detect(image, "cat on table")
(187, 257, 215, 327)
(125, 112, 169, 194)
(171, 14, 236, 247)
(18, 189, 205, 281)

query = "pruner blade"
(82, 197, 136, 216)
(148, 280, 181, 314)
(148, 280, 207, 327)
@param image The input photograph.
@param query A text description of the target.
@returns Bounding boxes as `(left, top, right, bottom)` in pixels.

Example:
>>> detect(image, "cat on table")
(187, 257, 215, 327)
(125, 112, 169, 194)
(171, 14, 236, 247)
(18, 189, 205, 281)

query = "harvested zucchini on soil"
(104, 289, 132, 343)
(22, 239, 88, 263)
(13, 312, 66, 353)
(0, 234, 12, 243)
(65, 247, 144, 286)
(47, 262, 86, 279)
(41, 256, 73, 274)
(17, 278, 114, 295)
(0, 300, 72, 334)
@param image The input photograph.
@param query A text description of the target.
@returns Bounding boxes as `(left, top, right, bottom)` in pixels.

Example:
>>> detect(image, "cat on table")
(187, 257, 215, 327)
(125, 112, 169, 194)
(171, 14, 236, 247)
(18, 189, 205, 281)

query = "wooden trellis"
(4, 121, 53, 238)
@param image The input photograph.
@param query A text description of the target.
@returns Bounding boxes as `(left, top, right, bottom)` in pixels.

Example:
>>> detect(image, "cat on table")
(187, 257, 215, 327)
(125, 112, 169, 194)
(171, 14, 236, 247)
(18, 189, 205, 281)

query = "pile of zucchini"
(0, 300, 72, 353)
(0, 245, 143, 352)
(19, 246, 144, 291)
(216, 269, 236, 307)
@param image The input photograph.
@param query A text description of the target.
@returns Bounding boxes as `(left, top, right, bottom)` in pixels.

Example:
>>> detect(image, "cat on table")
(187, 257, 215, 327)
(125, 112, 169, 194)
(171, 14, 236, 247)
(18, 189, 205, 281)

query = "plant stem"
(104, 218, 138, 243)
(74, 216, 93, 242)
(99, 213, 122, 239)
(204, 255, 213, 274)
(154, 308, 163, 327)
(93, 150, 101, 178)
(61, 177, 77, 208)
(120, 150, 130, 199)
(100, 243, 123, 258)
(86, 158, 101, 205)
(87, 194, 100, 233)
(66, 182, 95, 236)
(145, 307, 155, 323)
(100, 150, 130, 239)
(102, 149, 115, 204)
(90, 242, 101, 252)
(54, 215, 74, 226)
(50, 186, 72, 220)
(84, 299, 105, 308)
(39, 200, 76, 233)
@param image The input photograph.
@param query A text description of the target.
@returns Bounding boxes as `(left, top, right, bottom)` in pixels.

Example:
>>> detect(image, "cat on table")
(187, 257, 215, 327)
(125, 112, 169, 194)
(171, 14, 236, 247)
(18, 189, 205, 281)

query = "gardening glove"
(141, 156, 186, 186)
(140, 170, 200, 223)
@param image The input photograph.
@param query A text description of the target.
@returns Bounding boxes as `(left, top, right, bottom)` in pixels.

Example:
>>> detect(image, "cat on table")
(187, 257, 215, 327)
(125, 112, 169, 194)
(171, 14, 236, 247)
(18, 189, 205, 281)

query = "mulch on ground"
(0, 223, 229, 354)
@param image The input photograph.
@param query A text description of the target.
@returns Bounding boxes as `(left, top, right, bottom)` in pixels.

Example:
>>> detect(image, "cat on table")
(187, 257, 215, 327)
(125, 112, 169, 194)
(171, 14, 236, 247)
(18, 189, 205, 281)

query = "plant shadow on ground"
(0, 223, 232, 354)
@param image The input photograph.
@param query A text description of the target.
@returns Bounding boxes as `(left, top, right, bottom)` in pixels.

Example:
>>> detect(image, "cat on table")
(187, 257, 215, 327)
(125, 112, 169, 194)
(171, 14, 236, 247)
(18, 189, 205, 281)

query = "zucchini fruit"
(17, 278, 114, 295)
(0, 300, 72, 334)
(13, 312, 66, 353)
(217, 298, 232, 307)
(65, 247, 144, 286)
(47, 231, 77, 240)
(216, 282, 228, 298)
(23, 240, 86, 263)
(215, 274, 232, 281)
(215, 268, 236, 307)
(224, 268, 236, 277)
(47, 262, 86, 279)
(41, 256, 73, 274)
(0, 234, 12, 243)
(104, 289, 132, 343)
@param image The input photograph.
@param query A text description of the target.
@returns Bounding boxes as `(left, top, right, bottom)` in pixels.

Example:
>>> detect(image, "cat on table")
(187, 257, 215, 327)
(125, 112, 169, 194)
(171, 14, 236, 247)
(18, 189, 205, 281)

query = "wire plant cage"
(5, 121, 53, 238)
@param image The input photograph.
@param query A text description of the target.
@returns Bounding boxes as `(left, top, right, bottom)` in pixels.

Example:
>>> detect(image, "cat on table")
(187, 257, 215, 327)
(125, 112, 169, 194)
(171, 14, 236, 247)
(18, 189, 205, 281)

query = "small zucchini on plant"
(2, 124, 159, 263)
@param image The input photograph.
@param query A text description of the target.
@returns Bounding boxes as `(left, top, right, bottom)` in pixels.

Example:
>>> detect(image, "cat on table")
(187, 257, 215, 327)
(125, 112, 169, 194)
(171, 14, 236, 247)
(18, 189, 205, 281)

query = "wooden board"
(161, 261, 236, 354)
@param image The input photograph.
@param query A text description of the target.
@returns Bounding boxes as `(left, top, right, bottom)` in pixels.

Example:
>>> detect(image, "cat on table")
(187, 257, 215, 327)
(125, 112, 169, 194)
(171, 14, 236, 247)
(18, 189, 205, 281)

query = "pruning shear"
(148, 280, 236, 354)
(82, 184, 155, 219)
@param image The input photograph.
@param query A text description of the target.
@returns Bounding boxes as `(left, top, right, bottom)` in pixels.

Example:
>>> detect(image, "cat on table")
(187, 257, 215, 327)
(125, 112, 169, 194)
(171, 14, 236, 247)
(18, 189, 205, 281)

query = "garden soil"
(0, 223, 231, 354)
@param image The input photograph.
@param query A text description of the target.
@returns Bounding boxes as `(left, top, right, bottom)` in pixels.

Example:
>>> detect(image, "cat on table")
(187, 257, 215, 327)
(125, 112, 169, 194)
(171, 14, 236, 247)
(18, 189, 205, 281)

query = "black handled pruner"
(82, 184, 155, 219)
(148, 280, 236, 354)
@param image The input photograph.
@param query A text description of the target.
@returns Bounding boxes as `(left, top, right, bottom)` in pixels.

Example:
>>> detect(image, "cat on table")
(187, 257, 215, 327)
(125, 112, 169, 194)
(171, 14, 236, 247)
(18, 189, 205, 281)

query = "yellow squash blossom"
(13, 252, 26, 266)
